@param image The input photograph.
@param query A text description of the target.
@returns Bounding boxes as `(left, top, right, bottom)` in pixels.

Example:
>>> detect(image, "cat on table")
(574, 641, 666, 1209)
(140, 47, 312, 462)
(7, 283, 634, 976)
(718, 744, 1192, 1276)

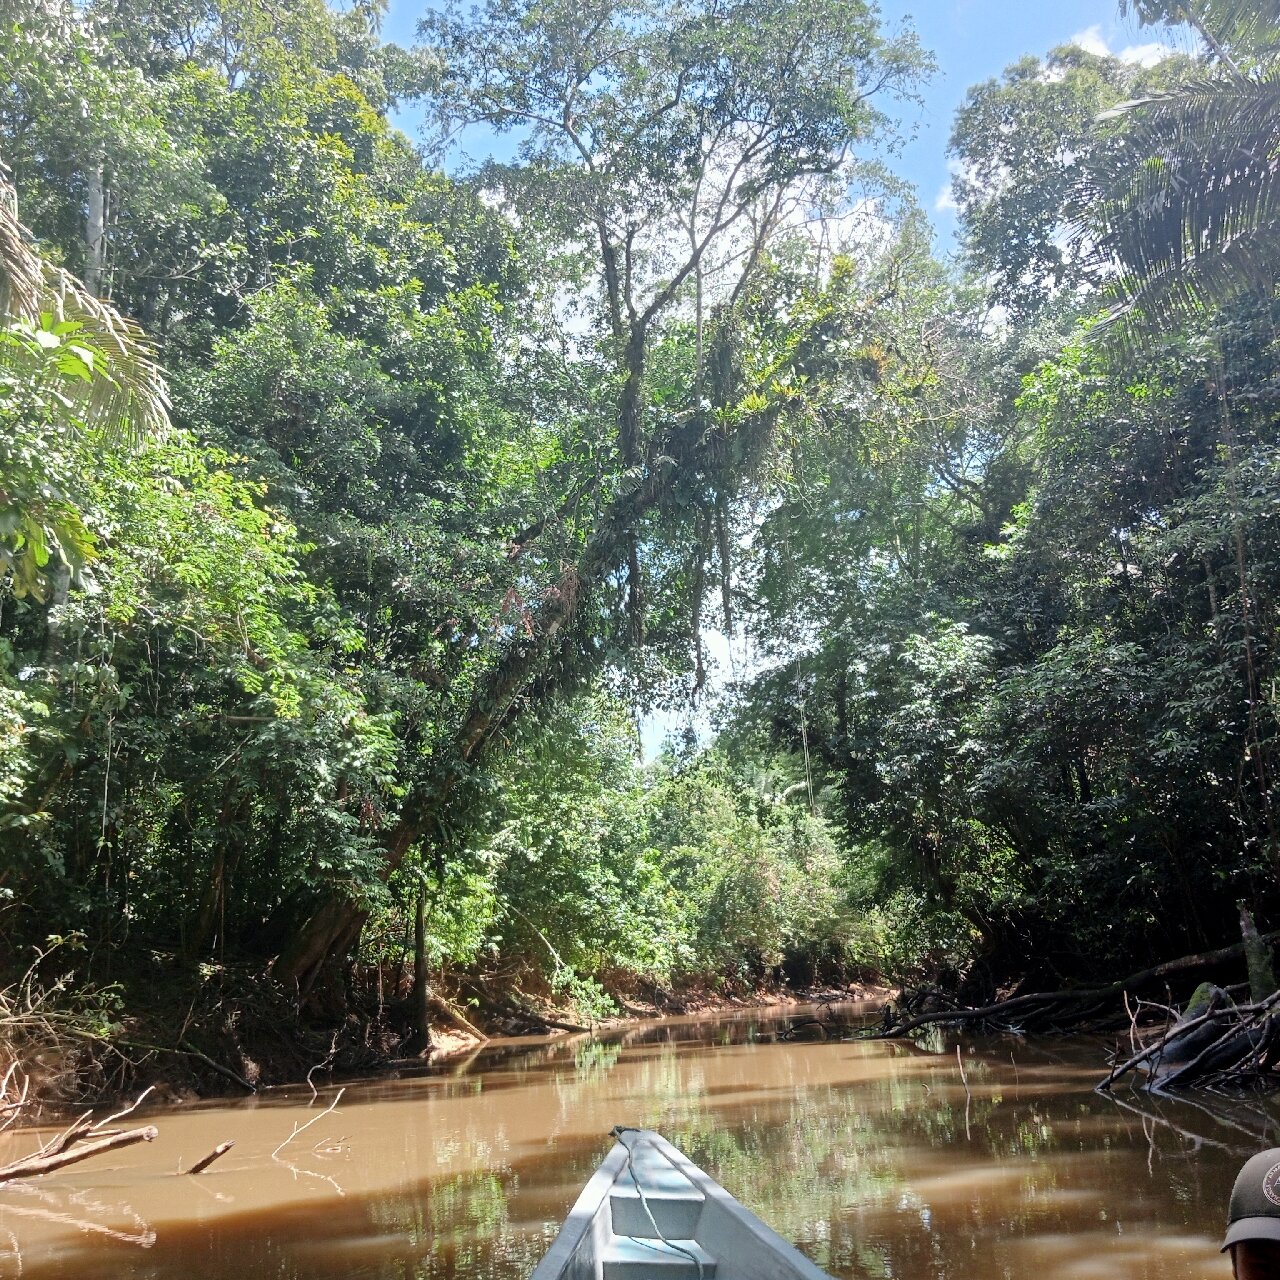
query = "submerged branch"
(870, 934, 1280, 1040)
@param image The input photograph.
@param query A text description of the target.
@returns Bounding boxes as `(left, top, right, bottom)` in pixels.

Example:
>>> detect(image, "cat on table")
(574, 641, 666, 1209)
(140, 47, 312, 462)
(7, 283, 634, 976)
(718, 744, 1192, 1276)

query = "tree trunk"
(39, 564, 72, 666)
(85, 160, 106, 296)
(409, 891, 432, 1055)
(269, 360, 777, 995)
(1240, 901, 1276, 1003)
(187, 794, 250, 958)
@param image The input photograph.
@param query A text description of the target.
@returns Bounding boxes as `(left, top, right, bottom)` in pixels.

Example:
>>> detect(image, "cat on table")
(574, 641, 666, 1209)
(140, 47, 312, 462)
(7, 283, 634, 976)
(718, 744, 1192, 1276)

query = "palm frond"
(1078, 70, 1280, 346)
(0, 173, 169, 443)
(0, 181, 44, 322)
(1119, 0, 1280, 62)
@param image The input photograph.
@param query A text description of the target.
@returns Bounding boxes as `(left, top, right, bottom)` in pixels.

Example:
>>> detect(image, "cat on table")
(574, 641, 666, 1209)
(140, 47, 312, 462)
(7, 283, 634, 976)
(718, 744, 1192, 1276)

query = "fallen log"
(0, 1125, 158, 1184)
(428, 994, 488, 1041)
(870, 933, 1280, 1040)
(1098, 991, 1280, 1093)
(1153, 995, 1280, 1093)
(1098, 1000, 1258, 1092)
(539, 1015, 591, 1033)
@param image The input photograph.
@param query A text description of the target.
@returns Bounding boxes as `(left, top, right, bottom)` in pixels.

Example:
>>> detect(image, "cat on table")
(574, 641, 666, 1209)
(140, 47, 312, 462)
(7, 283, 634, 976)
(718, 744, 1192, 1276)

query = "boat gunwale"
(528, 1129, 836, 1280)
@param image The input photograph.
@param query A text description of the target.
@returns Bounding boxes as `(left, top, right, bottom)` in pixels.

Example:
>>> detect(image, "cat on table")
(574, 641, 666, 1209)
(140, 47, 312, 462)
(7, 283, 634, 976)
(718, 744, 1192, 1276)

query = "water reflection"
(0, 1003, 1270, 1279)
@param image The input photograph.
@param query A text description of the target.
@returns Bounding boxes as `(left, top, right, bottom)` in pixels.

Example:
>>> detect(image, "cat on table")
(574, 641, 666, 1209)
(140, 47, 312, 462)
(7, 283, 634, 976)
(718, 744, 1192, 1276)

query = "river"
(0, 1000, 1269, 1278)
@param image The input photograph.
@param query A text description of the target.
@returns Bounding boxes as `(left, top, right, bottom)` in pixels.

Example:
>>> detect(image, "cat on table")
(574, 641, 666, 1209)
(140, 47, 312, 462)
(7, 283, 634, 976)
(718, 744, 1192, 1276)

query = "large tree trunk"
(85, 160, 106, 296)
(271, 556, 610, 993)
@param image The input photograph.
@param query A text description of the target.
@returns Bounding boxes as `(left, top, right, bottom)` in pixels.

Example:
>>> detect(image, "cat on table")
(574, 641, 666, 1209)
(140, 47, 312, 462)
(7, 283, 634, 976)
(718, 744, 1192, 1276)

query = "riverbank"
(0, 959, 889, 1121)
(422, 978, 891, 1060)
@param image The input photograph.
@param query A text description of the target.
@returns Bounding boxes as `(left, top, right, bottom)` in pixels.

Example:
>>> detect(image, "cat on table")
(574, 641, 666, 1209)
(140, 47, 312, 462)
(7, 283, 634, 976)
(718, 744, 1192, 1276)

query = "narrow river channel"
(0, 1000, 1269, 1279)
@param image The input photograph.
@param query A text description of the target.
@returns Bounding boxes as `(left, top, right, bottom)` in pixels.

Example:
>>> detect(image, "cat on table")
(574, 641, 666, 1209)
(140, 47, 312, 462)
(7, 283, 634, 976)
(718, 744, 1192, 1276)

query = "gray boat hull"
(529, 1129, 835, 1280)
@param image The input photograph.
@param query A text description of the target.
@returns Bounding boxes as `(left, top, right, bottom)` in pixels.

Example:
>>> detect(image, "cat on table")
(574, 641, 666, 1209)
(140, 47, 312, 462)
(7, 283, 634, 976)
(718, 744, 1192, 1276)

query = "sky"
(380, 0, 1185, 250)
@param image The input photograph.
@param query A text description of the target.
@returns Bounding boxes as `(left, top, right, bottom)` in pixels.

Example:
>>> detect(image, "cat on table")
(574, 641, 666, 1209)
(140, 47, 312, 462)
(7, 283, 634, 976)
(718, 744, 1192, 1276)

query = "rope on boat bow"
(609, 1126, 706, 1280)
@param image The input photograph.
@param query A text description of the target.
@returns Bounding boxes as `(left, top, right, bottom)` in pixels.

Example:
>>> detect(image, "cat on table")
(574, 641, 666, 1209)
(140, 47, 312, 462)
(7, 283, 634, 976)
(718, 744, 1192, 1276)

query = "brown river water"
(1, 1000, 1274, 1279)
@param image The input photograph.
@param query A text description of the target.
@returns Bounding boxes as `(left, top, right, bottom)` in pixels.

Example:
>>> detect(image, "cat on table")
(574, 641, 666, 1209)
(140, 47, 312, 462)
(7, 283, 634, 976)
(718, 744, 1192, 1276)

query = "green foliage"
(0, 319, 101, 599)
(370, 697, 858, 1006)
(6, 0, 1280, 1041)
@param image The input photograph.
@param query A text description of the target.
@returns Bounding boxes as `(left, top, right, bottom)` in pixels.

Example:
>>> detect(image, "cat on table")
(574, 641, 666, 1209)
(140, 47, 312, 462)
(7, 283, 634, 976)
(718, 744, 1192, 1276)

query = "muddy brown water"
(0, 1000, 1273, 1279)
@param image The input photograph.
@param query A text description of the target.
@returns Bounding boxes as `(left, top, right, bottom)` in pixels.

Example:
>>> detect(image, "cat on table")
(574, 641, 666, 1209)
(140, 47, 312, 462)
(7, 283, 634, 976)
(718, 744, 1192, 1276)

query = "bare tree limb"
(0, 1126, 158, 1184)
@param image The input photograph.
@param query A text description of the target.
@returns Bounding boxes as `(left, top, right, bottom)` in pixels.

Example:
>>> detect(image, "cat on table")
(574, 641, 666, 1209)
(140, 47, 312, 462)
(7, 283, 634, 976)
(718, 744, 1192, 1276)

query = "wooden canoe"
(529, 1127, 836, 1280)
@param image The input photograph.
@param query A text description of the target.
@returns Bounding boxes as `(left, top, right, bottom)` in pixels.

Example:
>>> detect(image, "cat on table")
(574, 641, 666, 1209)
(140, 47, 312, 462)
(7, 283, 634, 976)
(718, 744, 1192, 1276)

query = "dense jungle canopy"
(1, 0, 1279, 1063)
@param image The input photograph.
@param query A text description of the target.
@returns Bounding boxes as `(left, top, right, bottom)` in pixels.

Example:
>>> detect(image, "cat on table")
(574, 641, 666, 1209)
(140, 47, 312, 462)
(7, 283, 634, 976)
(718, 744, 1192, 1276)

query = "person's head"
(1225, 1150, 1280, 1277)
(1231, 1239, 1280, 1280)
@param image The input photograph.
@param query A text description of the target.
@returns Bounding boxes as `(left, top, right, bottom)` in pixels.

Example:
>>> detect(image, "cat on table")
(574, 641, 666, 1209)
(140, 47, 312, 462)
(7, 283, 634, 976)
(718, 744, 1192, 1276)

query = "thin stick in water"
(271, 1088, 345, 1159)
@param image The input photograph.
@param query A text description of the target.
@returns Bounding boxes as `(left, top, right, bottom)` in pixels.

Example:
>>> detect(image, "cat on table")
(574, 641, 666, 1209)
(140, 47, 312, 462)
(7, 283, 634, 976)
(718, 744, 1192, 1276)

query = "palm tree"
(1081, 0, 1280, 341)
(0, 168, 169, 598)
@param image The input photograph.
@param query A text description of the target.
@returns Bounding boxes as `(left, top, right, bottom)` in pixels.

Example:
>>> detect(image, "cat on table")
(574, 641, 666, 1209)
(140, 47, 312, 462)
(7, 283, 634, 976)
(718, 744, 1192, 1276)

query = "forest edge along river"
(0, 1000, 1259, 1280)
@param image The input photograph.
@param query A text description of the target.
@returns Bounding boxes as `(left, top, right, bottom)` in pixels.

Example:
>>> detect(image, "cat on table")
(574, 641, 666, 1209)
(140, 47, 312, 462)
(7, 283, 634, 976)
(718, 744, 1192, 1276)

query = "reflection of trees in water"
(366, 1166, 553, 1280)
(615, 1042, 1246, 1279)
(1107, 1088, 1279, 1156)
(346, 1040, 1273, 1279)
(359, 1023, 1278, 1279)
(572, 1040, 622, 1078)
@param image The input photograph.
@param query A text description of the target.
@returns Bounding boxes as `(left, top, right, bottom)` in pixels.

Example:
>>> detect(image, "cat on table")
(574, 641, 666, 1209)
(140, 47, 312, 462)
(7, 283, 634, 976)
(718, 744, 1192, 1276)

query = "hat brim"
(1222, 1218, 1280, 1251)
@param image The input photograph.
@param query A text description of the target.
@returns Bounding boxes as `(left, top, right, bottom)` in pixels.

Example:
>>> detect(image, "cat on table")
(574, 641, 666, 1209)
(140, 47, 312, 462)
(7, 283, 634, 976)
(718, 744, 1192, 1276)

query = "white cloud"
(1068, 24, 1175, 67)
(1070, 24, 1110, 57)
(1119, 40, 1176, 67)
(934, 158, 963, 215)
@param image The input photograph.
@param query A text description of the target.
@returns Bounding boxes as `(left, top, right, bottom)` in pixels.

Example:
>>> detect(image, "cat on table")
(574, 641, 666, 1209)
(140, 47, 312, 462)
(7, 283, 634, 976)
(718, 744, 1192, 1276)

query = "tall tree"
(949, 42, 1186, 317)
(271, 0, 928, 988)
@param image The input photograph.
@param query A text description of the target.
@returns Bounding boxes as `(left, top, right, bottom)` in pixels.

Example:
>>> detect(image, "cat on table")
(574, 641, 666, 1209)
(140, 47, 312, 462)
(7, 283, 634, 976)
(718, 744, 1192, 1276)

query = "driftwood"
(471, 985, 589, 1034)
(0, 1125, 158, 1184)
(0, 1085, 162, 1186)
(539, 1014, 591, 1033)
(1097, 1003, 1231, 1092)
(187, 1140, 234, 1174)
(870, 933, 1280, 1040)
(427, 994, 488, 1041)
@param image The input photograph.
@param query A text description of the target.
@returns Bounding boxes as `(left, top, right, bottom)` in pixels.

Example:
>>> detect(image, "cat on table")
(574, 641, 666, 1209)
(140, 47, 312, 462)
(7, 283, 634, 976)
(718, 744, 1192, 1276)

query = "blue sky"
(380, 0, 1182, 247)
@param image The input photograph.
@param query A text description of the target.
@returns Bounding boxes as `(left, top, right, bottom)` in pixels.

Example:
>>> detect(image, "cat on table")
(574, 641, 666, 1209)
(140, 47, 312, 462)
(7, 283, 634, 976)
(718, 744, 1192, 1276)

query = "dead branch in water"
(0, 1126, 158, 1184)
(187, 1140, 234, 1174)
(91, 1085, 155, 1132)
(869, 934, 1280, 1040)
(1095, 1004, 1249, 1092)
(271, 1087, 344, 1159)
